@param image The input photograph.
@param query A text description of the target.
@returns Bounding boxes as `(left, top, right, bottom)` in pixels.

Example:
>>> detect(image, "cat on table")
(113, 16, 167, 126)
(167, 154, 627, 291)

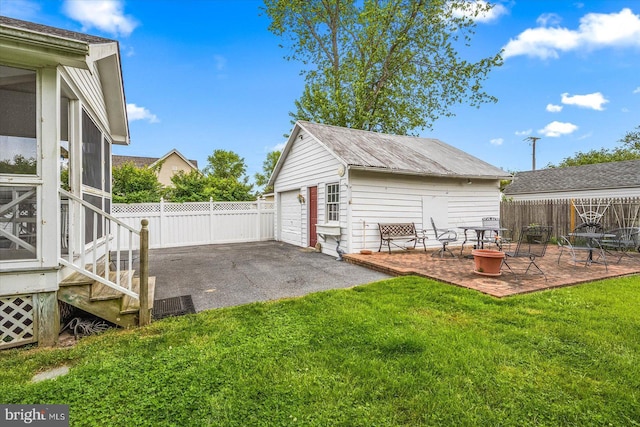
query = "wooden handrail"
(59, 188, 139, 234)
(58, 189, 151, 324)
(139, 219, 150, 326)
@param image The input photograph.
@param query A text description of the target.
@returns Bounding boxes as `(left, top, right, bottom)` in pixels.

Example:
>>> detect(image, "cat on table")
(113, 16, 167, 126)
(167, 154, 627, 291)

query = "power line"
(524, 136, 541, 170)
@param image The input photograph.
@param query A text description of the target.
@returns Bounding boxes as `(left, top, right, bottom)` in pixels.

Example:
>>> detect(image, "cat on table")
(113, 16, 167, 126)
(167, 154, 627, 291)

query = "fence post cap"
(141, 219, 149, 227)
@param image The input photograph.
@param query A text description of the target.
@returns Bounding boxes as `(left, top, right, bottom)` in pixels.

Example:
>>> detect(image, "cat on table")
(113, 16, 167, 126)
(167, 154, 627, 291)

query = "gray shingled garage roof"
(504, 160, 640, 195)
(292, 121, 510, 179)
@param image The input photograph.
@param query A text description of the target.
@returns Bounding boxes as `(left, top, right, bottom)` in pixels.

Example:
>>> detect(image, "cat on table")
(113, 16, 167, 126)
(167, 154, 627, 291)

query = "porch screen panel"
(0, 66, 36, 175)
(103, 140, 111, 193)
(82, 110, 102, 189)
(82, 193, 103, 245)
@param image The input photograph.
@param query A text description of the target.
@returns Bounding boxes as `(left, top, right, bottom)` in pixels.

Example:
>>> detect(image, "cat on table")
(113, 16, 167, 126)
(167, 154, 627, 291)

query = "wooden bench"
(378, 223, 427, 253)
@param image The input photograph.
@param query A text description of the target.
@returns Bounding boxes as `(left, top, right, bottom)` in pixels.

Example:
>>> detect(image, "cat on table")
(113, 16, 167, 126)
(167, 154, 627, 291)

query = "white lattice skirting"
(1, 294, 36, 349)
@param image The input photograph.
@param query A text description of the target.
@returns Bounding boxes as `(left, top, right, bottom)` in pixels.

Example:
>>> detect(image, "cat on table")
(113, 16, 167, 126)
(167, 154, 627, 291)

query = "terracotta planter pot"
(472, 249, 505, 276)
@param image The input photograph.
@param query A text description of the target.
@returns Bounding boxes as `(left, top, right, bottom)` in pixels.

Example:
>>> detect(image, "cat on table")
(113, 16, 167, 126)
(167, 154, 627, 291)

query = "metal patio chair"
(557, 234, 607, 271)
(430, 217, 458, 258)
(599, 227, 640, 263)
(503, 225, 553, 281)
(481, 217, 511, 251)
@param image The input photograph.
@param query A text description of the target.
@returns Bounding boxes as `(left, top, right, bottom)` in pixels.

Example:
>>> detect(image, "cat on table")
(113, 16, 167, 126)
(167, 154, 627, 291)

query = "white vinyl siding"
(348, 170, 501, 253)
(62, 66, 108, 134)
(273, 130, 344, 251)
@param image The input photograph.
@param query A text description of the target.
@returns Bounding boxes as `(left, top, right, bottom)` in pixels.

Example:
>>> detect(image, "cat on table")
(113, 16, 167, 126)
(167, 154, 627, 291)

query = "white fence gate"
(112, 199, 275, 249)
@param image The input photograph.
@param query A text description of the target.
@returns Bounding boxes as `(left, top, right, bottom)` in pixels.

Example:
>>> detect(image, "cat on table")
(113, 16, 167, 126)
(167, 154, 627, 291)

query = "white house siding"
(348, 170, 501, 253)
(273, 130, 344, 254)
(508, 188, 640, 201)
(63, 66, 108, 133)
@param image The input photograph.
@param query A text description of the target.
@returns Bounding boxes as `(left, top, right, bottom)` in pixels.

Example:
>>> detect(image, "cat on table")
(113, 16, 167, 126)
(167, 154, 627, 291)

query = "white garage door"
(280, 190, 302, 246)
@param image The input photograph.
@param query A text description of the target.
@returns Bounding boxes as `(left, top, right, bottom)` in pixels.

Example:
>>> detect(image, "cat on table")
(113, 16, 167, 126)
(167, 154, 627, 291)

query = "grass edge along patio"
(1, 275, 639, 426)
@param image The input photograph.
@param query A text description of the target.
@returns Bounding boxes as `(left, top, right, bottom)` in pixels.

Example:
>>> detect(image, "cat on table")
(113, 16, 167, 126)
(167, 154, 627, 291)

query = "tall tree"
(549, 125, 640, 168)
(264, 0, 502, 134)
(165, 149, 254, 202)
(112, 162, 164, 203)
(205, 149, 249, 180)
(254, 150, 281, 195)
(619, 125, 640, 152)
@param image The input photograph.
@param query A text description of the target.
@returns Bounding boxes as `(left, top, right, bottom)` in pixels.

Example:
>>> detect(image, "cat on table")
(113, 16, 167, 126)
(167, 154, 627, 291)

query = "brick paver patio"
(344, 245, 640, 297)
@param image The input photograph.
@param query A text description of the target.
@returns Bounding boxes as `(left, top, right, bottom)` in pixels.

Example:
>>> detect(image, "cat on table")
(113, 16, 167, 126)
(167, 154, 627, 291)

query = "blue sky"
(2, 0, 639, 181)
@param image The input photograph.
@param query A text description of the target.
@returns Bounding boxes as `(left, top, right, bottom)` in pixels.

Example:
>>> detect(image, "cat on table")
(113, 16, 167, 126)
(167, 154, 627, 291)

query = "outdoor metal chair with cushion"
(599, 227, 640, 263)
(430, 217, 458, 258)
(503, 225, 553, 281)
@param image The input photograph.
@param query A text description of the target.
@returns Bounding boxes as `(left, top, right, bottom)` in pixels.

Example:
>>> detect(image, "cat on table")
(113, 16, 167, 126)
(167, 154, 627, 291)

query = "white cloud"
(213, 55, 227, 71)
(561, 92, 608, 110)
(503, 8, 640, 59)
(536, 13, 562, 27)
(63, 0, 138, 37)
(633, 87, 640, 94)
(490, 138, 504, 146)
(451, 1, 509, 24)
(576, 132, 593, 140)
(127, 104, 159, 123)
(271, 142, 286, 152)
(538, 121, 578, 137)
(515, 129, 532, 136)
(546, 103, 563, 113)
(123, 45, 135, 57)
(621, 108, 630, 113)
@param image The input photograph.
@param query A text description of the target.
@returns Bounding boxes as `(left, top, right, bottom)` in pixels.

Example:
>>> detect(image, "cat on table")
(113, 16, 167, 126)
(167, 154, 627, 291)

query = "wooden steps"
(90, 270, 135, 301)
(58, 265, 155, 328)
(121, 277, 156, 314)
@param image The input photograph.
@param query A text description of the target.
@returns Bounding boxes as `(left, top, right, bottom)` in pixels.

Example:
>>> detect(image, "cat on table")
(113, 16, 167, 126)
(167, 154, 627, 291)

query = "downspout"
(345, 164, 352, 255)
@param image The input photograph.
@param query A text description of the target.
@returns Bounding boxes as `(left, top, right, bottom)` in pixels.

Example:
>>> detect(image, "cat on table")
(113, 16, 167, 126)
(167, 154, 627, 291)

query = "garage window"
(326, 183, 339, 222)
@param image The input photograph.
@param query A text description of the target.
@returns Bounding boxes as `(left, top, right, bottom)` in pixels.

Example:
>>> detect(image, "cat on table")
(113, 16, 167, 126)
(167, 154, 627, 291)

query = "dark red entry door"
(309, 186, 318, 247)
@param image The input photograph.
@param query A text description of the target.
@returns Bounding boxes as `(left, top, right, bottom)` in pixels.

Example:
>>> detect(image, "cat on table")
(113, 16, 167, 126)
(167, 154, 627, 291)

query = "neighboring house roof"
(503, 160, 640, 195)
(113, 149, 199, 170)
(0, 15, 114, 44)
(0, 15, 129, 145)
(270, 121, 510, 185)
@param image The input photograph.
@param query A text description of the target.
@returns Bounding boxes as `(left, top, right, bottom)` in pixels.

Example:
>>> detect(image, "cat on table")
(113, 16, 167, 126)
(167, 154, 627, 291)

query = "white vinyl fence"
(112, 199, 274, 249)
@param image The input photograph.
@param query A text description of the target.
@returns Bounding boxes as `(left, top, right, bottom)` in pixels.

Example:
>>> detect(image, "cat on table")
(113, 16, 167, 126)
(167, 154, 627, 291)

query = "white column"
(39, 67, 59, 268)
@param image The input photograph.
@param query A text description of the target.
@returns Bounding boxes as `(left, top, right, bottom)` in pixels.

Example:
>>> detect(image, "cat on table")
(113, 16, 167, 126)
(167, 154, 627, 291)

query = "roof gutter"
(347, 165, 512, 181)
(0, 24, 90, 69)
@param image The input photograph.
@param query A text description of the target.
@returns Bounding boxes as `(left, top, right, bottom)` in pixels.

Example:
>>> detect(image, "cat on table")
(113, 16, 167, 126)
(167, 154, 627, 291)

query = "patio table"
(567, 232, 615, 265)
(458, 225, 508, 256)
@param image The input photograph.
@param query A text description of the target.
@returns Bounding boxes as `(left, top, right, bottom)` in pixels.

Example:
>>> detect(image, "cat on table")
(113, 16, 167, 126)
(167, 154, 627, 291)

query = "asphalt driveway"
(149, 241, 391, 312)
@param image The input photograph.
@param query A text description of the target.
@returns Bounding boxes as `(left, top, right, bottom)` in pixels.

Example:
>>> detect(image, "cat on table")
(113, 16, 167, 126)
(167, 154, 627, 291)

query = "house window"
(326, 183, 339, 222)
(0, 66, 37, 175)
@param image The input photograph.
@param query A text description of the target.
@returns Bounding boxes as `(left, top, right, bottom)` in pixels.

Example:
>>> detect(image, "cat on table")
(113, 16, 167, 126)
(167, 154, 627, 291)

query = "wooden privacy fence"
(112, 199, 275, 249)
(500, 197, 640, 238)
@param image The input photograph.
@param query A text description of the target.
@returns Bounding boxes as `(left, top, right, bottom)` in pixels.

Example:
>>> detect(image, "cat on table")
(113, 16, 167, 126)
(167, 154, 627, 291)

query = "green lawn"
(1, 276, 639, 426)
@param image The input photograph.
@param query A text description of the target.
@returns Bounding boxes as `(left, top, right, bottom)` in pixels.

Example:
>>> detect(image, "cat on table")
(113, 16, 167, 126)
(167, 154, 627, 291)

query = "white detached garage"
(269, 121, 512, 258)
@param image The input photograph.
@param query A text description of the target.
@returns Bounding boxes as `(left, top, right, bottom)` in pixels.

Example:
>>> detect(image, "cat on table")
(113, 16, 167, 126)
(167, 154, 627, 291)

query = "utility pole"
(524, 136, 541, 170)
